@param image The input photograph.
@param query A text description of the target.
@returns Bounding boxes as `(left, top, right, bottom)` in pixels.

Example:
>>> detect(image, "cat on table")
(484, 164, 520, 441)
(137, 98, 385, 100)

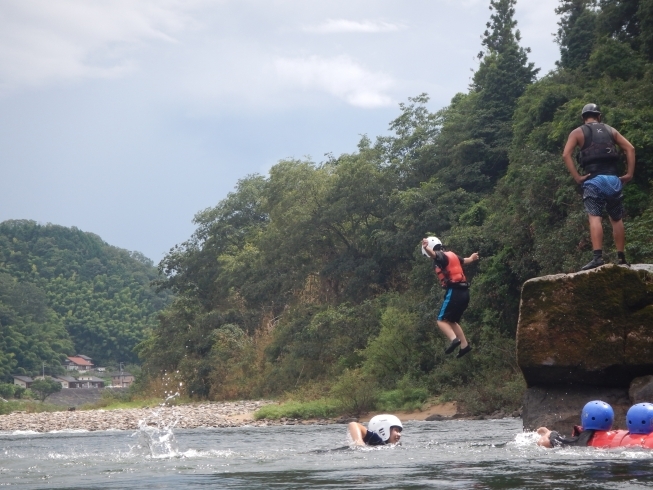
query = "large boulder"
(629, 375, 653, 404)
(517, 264, 653, 388)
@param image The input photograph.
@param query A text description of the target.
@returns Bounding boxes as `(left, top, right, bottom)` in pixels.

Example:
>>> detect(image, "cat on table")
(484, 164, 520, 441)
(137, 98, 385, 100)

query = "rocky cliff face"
(517, 264, 653, 432)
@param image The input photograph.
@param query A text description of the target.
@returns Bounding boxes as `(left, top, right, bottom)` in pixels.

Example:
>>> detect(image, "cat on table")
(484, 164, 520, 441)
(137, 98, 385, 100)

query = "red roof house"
(64, 356, 94, 371)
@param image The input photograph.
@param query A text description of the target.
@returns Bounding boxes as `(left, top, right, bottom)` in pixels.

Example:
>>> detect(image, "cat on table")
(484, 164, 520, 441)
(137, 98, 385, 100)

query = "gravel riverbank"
(0, 401, 282, 432)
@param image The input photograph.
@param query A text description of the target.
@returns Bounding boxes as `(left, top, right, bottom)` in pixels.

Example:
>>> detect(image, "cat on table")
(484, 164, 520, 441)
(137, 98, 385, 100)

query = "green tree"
(29, 377, 62, 402)
(555, 0, 598, 69)
(472, 0, 539, 183)
(0, 220, 170, 370)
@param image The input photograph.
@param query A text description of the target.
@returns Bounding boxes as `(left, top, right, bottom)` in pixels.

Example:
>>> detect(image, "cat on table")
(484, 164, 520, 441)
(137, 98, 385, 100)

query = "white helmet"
(367, 414, 403, 442)
(421, 236, 442, 257)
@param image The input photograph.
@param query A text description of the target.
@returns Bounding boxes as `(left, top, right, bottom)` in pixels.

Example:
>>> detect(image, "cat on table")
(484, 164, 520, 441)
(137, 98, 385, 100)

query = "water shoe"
(445, 338, 461, 354)
(580, 256, 604, 271)
(456, 345, 472, 358)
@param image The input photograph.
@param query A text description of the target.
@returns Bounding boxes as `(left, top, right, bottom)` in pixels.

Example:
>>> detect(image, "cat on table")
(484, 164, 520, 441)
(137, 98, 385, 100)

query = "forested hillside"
(139, 0, 653, 413)
(0, 220, 170, 379)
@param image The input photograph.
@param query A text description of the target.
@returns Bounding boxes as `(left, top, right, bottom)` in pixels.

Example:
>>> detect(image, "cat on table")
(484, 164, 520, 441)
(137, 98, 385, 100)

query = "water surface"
(2, 419, 653, 489)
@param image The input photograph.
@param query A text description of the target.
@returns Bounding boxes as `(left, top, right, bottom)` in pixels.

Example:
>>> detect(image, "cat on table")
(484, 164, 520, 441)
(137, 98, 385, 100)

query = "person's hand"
(422, 238, 429, 249)
(470, 252, 479, 262)
(575, 174, 590, 185)
(619, 173, 633, 184)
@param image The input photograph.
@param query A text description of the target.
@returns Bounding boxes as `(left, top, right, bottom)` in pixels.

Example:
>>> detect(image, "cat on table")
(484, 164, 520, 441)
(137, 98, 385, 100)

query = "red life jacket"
(588, 430, 628, 448)
(586, 430, 653, 448)
(435, 252, 467, 289)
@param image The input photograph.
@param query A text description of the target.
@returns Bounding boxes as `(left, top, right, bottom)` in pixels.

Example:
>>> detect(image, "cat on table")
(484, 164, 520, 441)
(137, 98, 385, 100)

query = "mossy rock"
(517, 264, 653, 387)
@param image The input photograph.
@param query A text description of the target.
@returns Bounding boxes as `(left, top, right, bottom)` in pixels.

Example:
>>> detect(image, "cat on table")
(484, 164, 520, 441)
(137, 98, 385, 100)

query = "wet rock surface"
(522, 386, 630, 433)
(629, 375, 653, 404)
(0, 401, 280, 432)
(517, 264, 653, 387)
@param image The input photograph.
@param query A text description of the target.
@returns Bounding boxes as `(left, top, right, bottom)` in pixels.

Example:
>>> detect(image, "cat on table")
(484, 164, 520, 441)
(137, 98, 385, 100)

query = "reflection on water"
(1, 419, 653, 489)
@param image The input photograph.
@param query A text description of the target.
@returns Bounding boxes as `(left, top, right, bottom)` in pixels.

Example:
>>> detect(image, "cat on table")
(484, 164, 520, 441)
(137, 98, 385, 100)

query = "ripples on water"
(2, 418, 653, 489)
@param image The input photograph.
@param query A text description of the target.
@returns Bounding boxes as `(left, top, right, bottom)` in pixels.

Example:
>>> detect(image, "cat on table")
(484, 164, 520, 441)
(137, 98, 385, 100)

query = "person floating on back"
(537, 401, 653, 449)
(562, 103, 636, 271)
(421, 237, 479, 358)
(348, 414, 403, 446)
(537, 400, 614, 448)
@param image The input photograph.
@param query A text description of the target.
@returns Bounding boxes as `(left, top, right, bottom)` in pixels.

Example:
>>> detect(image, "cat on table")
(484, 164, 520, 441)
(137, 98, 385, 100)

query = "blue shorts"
(438, 287, 470, 323)
(582, 175, 624, 221)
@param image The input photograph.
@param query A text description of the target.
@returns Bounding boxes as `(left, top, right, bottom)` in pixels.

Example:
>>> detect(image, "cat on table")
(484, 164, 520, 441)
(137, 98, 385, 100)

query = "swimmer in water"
(536, 400, 613, 448)
(348, 414, 402, 446)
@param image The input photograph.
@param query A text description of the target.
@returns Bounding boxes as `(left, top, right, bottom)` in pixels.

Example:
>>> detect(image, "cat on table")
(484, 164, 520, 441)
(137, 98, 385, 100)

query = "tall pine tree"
(471, 0, 539, 181)
(555, 0, 598, 69)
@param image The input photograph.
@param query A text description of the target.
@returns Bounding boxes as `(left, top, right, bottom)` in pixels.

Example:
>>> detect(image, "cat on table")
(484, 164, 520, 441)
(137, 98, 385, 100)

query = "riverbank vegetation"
(138, 0, 653, 416)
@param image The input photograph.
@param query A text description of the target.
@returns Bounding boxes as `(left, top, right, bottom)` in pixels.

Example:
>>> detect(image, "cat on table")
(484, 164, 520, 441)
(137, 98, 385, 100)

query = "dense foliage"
(0, 220, 170, 379)
(140, 0, 653, 413)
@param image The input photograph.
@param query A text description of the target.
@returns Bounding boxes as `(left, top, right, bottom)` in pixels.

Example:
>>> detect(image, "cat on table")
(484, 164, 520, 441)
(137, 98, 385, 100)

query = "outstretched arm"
(348, 422, 368, 446)
(463, 253, 479, 265)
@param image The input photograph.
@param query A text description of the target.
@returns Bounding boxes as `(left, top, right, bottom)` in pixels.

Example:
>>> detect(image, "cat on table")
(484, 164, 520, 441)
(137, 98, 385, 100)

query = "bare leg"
(610, 217, 625, 252)
(588, 215, 603, 250)
(450, 322, 468, 348)
(436, 320, 456, 341)
(437, 320, 468, 348)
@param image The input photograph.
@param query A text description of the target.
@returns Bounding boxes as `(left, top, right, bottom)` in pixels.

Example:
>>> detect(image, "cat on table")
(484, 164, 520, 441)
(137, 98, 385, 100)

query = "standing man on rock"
(563, 103, 636, 271)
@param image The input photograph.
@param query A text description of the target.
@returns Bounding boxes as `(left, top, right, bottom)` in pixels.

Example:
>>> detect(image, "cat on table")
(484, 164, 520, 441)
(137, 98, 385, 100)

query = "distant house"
(12, 375, 33, 388)
(110, 372, 134, 388)
(52, 376, 82, 389)
(64, 356, 94, 371)
(76, 375, 104, 388)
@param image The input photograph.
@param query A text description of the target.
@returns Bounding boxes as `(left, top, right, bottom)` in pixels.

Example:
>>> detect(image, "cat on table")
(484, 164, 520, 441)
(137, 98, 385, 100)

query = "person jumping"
(421, 237, 479, 358)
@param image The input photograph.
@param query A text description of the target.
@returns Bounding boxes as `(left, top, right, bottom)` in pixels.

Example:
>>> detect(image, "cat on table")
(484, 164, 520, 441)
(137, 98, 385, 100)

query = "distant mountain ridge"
(0, 220, 171, 379)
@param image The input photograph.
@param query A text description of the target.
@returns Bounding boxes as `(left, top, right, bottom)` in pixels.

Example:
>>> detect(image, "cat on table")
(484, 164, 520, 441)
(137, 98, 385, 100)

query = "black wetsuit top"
(363, 430, 386, 446)
(548, 428, 595, 447)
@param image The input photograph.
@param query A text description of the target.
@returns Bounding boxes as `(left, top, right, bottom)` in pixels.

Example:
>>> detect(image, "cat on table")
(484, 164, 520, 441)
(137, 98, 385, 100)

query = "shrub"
(253, 400, 339, 420)
(330, 369, 378, 416)
(376, 378, 430, 412)
(0, 383, 16, 399)
(30, 378, 62, 402)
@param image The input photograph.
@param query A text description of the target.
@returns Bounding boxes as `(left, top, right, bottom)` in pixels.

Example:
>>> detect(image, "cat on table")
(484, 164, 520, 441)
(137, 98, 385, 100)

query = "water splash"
(134, 392, 181, 458)
(508, 431, 540, 447)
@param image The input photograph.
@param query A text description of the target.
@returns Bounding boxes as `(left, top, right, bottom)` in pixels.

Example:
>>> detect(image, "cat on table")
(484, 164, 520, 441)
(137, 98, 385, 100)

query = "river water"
(2, 418, 653, 489)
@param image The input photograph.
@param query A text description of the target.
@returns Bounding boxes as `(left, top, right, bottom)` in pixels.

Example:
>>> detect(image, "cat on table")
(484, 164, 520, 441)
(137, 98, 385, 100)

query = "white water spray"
(134, 390, 182, 458)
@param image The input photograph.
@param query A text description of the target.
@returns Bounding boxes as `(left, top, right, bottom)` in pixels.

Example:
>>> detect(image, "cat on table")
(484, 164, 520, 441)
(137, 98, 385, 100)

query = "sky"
(0, 0, 562, 263)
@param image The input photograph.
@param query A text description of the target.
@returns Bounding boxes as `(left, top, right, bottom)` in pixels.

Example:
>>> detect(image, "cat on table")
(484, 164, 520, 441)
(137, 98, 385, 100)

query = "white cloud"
(0, 0, 200, 91)
(275, 55, 394, 108)
(304, 18, 404, 34)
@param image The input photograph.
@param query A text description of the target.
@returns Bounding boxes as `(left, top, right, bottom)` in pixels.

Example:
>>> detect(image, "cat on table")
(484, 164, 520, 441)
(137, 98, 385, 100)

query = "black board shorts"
(437, 287, 470, 323)
(582, 177, 624, 221)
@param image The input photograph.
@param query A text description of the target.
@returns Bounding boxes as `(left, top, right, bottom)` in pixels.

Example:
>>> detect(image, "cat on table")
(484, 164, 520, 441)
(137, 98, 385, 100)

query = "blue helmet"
(627, 403, 653, 435)
(581, 400, 614, 430)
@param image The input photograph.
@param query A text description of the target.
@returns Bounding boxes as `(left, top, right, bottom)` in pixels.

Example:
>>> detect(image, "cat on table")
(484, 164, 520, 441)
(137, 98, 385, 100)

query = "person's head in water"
(347, 414, 402, 446)
(537, 400, 614, 448)
(369, 414, 403, 444)
(581, 400, 614, 430)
